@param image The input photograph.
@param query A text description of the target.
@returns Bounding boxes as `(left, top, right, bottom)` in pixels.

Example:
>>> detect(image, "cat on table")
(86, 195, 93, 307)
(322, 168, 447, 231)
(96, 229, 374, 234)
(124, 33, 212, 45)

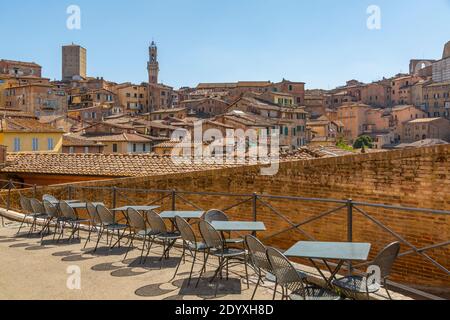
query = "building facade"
(62, 44, 87, 81)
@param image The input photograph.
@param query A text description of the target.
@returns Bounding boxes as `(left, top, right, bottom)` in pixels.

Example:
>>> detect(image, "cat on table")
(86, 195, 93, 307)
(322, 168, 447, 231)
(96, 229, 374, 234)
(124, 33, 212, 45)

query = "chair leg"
(244, 253, 249, 289)
(94, 228, 104, 253)
(187, 250, 197, 286)
(196, 250, 210, 288)
(139, 235, 147, 264)
(251, 270, 262, 300)
(143, 236, 155, 264)
(171, 245, 186, 281)
(16, 214, 29, 235)
(123, 233, 135, 261)
(384, 279, 393, 300)
(272, 281, 278, 300)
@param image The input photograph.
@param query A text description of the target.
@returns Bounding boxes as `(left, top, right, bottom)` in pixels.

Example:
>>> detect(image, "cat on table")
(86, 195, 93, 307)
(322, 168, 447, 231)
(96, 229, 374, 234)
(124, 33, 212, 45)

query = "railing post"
(252, 193, 258, 236)
(347, 198, 353, 275)
(112, 187, 117, 209)
(6, 180, 12, 211)
(171, 190, 176, 211)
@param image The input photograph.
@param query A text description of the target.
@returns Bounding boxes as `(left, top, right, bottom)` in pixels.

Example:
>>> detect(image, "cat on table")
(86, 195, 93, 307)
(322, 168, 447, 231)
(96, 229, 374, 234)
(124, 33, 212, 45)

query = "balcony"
(0, 180, 448, 300)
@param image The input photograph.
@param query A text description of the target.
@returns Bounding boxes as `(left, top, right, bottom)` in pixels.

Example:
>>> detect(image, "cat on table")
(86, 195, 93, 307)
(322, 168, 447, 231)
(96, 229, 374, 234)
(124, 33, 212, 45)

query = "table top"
(111, 205, 160, 212)
(68, 202, 104, 209)
(211, 221, 266, 232)
(159, 211, 205, 219)
(284, 241, 371, 261)
(49, 200, 80, 205)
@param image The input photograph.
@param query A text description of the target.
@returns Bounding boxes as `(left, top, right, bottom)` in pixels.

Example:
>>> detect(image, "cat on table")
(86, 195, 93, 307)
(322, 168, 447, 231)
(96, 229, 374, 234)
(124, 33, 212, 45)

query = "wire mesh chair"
(40, 200, 60, 244)
(58, 201, 89, 243)
(144, 210, 181, 267)
(123, 208, 161, 263)
(332, 242, 401, 300)
(28, 198, 50, 237)
(204, 209, 244, 246)
(93, 204, 129, 252)
(16, 196, 35, 235)
(267, 247, 340, 300)
(171, 216, 210, 285)
(83, 202, 103, 249)
(245, 235, 278, 300)
(42, 194, 58, 204)
(197, 220, 249, 297)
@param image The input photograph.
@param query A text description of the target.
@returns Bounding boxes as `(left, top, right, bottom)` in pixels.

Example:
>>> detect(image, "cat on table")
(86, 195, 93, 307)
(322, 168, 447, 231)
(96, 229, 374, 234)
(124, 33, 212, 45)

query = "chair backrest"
(86, 202, 102, 224)
(59, 201, 77, 220)
(96, 204, 115, 225)
(198, 220, 223, 250)
(43, 200, 59, 218)
(372, 242, 401, 279)
(175, 216, 197, 244)
(266, 247, 306, 294)
(42, 194, 58, 203)
(127, 208, 146, 231)
(20, 196, 33, 213)
(30, 198, 45, 214)
(204, 209, 228, 223)
(245, 235, 272, 273)
(145, 210, 167, 234)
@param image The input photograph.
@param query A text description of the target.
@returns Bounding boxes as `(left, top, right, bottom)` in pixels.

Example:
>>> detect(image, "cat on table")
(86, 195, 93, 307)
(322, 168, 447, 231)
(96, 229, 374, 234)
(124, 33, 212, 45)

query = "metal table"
(284, 241, 371, 288)
(211, 221, 266, 232)
(67, 202, 104, 209)
(159, 211, 204, 220)
(111, 205, 160, 212)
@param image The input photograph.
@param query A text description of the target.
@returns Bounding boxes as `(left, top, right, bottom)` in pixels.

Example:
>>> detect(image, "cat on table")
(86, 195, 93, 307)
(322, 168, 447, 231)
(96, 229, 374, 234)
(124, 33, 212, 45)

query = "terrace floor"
(0, 217, 412, 300)
(0, 219, 276, 300)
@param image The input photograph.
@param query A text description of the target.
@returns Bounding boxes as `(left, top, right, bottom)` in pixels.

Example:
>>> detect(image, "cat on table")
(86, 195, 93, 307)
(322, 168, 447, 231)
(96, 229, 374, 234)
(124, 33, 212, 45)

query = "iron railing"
(0, 180, 449, 300)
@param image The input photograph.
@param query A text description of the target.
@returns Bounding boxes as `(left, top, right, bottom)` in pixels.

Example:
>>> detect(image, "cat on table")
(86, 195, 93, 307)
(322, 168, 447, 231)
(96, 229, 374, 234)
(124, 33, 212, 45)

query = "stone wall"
(2, 145, 449, 292)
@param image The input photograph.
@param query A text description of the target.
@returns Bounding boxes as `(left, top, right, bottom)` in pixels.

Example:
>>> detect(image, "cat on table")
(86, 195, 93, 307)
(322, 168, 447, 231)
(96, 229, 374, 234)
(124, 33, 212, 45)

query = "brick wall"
(3, 145, 449, 292)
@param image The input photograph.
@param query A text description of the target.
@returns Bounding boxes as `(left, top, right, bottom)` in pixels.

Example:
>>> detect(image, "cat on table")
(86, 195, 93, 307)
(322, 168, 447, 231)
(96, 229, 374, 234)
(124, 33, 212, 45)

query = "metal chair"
(197, 220, 249, 297)
(332, 242, 401, 300)
(42, 194, 58, 204)
(17, 196, 35, 235)
(94, 204, 129, 252)
(267, 247, 340, 300)
(172, 216, 209, 285)
(83, 202, 103, 249)
(204, 209, 244, 245)
(41, 200, 60, 244)
(245, 235, 278, 300)
(28, 198, 50, 237)
(144, 210, 181, 266)
(58, 201, 89, 243)
(124, 208, 160, 263)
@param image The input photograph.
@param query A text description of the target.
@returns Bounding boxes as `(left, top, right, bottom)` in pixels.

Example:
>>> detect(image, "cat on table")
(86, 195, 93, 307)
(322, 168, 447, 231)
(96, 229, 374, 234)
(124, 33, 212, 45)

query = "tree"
(353, 135, 373, 149)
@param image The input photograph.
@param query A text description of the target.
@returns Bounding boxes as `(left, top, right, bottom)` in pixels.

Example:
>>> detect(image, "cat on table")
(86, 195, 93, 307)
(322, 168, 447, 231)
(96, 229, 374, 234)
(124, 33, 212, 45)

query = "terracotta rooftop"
(2, 153, 240, 177)
(0, 118, 64, 133)
(62, 135, 105, 147)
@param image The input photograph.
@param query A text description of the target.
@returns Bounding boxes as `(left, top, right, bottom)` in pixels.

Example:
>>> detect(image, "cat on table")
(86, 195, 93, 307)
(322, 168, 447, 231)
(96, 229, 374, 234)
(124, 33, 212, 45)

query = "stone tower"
(443, 41, 450, 59)
(147, 41, 159, 85)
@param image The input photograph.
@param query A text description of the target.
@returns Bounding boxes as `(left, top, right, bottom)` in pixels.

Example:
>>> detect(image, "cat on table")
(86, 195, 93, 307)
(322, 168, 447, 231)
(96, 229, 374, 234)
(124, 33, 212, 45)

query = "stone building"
(432, 41, 450, 83)
(62, 44, 87, 81)
(422, 81, 450, 119)
(404, 117, 450, 142)
(4, 83, 68, 116)
(0, 60, 42, 78)
(112, 83, 148, 114)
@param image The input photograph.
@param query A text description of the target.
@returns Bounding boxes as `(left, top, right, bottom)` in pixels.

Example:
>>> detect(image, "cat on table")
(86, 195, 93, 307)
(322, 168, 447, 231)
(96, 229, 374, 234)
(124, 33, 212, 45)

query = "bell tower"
(148, 41, 159, 85)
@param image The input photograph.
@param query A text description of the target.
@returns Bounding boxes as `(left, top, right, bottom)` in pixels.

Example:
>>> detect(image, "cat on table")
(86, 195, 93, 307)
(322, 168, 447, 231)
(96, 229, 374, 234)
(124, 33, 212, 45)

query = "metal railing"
(0, 180, 449, 300)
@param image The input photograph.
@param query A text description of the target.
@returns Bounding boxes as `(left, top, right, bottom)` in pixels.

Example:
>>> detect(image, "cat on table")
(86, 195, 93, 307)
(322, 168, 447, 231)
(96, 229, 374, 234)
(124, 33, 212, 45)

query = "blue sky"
(1, 0, 449, 89)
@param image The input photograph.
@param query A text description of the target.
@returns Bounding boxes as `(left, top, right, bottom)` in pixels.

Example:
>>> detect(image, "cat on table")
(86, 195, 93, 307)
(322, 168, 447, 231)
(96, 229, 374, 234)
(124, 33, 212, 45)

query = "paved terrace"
(0, 214, 410, 300)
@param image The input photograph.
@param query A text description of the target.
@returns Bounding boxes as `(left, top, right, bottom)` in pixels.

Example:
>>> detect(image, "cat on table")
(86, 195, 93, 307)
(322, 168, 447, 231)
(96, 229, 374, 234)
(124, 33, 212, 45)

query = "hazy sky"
(1, 0, 449, 89)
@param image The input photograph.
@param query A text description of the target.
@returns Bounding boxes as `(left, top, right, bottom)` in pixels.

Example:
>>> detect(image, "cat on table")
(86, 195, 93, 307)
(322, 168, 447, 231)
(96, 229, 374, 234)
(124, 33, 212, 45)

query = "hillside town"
(0, 40, 449, 185)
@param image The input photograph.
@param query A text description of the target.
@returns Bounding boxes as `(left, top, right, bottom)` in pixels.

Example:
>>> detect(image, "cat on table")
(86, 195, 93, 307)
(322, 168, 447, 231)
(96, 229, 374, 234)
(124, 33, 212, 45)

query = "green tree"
(353, 135, 373, 149)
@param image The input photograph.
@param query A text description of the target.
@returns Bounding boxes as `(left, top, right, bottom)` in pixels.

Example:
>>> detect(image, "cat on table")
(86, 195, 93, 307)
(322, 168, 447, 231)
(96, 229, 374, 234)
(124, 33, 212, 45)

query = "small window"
(133, 144, 137, 152)
(113, 144, 118, 153)
(69, 146, 75, 153)
(32, 138, 39, 151)
(14, 138, 21, 152)
(47, 138, 54, 151)
(84, 147, 89, 153)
